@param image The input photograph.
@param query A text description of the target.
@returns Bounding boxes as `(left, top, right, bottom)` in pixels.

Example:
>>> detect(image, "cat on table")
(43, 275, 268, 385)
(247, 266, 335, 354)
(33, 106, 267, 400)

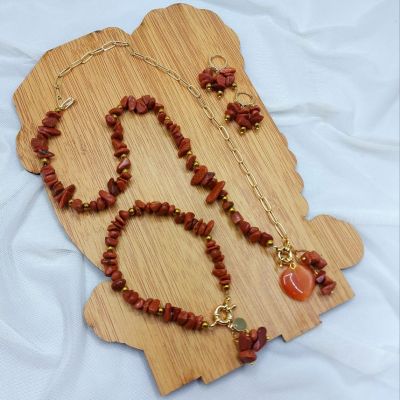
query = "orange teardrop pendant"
(280, 264, 316, 301)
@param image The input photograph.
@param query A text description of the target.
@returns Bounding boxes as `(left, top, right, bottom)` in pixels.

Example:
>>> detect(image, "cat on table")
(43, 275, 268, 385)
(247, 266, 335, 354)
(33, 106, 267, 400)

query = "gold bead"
(83, 202, 90, 210)
(223, 284, 230, 292)
(201, 321, 209, 329)
(107, 246, 115, 252)
(224, 115, 231, 122)
(174, 208, 181, 215)
(164, 116, 170, 122)
(120, 154, 127, 159)
(193, 161, 200, 168)
(229, 207, 236, 213)
(206, 83, 212, 92)
(40, 158, 49, 165)
(122, 286, 129, 292)
(206, 235, 212, 241)
(217, 90, 223, 99)
(254, 123, 260, 131)
(186, 151, 193, 157)
(157, 307, 164, 316)
(158, 108, 164, 114)
(240, 126, 246, 135)
(231, 82, 237, 89)
(128, 207, 135, 216)
(117, 105, 123, 109)
(267, 239, 274, 247)
(122, 168, 129, 174)
(68, 199, 73, 206)
(221, 195, 228, 201)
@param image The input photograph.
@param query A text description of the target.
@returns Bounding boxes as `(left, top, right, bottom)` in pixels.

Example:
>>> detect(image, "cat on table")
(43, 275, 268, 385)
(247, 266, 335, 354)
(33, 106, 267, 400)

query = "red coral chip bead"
(99, 190, 116, 207)
(239, 350, 257, 363)
(148, 299, 161, 315)
(252, 327, 267, 351)
(163, 303, 172, 322)
(191, 166, 208, 185)
(230, 211, 243, 224)
(239, 333, 252, 351)
(206, 181, 225, 204)
(111, 279, 126, 291)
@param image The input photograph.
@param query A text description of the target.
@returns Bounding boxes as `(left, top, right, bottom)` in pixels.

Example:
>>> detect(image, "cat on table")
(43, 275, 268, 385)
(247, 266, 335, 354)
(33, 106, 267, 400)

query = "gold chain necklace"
(50, 40, 336, 301)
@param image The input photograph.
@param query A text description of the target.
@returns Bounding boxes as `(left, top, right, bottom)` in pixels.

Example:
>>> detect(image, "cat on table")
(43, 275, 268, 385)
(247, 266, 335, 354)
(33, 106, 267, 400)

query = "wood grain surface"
(14, 3, 363, 395)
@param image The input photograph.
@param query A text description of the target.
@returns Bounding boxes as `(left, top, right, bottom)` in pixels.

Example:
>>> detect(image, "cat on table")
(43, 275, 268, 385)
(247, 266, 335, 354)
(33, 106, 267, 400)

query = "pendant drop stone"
(280, 264, 315, 301)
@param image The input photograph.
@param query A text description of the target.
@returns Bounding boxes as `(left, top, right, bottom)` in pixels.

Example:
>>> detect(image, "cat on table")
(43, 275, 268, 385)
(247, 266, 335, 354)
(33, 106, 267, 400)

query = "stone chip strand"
(102, 200, 268, 364)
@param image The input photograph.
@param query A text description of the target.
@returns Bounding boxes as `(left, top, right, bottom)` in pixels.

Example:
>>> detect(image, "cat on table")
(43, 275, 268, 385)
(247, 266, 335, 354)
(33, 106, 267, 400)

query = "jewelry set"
(30, 41, 336, 365)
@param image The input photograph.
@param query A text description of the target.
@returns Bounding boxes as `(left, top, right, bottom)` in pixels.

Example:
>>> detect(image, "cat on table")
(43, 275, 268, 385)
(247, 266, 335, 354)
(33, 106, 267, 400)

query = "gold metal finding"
(234, 91, 254, 107)
(209, 297, 247, 333)
(208, 54, 227, 72)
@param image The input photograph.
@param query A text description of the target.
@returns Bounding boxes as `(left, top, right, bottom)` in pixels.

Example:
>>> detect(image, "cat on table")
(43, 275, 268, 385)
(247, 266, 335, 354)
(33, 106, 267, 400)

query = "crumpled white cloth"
(0, 1, 398, 399)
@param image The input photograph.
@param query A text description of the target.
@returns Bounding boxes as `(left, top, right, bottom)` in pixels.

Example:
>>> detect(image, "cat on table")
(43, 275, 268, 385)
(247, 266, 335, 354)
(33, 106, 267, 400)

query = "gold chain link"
(53, 40, 289, 241)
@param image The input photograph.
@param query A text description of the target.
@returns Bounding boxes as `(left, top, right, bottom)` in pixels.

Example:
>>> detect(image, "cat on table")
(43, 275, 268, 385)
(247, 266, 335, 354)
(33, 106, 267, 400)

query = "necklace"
(32, 40, 336, 300)
(102, 201, 268, 364)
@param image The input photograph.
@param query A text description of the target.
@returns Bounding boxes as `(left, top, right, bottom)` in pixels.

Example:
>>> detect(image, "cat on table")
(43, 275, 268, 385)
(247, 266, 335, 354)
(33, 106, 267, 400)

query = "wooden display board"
(14, 3, 363, 395)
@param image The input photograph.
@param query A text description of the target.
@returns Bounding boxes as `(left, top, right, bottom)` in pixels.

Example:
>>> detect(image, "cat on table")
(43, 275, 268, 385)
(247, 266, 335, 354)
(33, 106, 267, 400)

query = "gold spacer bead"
(158, 108, 164, 114)
(107, 246, 115, 252)
(267, 239, 274, 247)
(240, 126, 247, 135)
(128, 207, 135, 216)
(221, 195, 228, 201)
(40, 158, 49, 165)
(201, 321, 209, 329)
(122, 286, 129, 292)
(122, 168, 129, 173)
(229, 207, 236, 213)
(206, 235, 212, 241)
(117, 105, 123, 109)
(83, 202, 90, 210)
(254, 123, 260, 131)
(224, 115, 231, 122)
(174, 208, 181, 215)
(206, 83, 212, 92)
(193, 161, 200, 168)
(68, 199, 73, 206)
(217, 90, 223, 99)
(157, 307, 164, 316)
(186, 151, 193, 157)
(231, 82, 238, 89)
(164, 116, 170, 122)
(120, 154, 127, 159)
(223, 284, 230, 292)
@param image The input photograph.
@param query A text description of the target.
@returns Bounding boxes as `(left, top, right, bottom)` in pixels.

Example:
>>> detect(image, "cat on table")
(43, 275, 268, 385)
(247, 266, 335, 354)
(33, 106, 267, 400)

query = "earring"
(198, 55, 237, 98)
(224, 92, 264, 135)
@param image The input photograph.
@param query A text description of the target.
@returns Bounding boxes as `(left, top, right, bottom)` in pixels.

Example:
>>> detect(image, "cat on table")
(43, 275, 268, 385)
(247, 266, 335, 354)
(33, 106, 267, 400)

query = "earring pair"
(198, 55, 264, 135)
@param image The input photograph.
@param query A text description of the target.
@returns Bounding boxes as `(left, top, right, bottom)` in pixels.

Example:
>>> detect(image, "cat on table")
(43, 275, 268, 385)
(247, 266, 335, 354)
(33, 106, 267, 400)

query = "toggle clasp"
(274, 238, 296, 269)
(210, 297, 236, 328)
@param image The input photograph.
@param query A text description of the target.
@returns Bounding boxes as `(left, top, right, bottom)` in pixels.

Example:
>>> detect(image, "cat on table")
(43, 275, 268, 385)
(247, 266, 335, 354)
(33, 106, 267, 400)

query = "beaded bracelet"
(102, 200, 268, 364)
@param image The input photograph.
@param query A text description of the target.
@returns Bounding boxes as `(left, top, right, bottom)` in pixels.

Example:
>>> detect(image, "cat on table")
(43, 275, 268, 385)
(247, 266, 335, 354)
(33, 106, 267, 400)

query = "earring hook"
(208, 54, 227, 72)
(234, 92, 254, 107)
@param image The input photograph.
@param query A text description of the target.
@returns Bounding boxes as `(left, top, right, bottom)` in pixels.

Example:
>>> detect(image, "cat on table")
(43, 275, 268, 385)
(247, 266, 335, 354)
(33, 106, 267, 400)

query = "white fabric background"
(0, 1, 398, 399)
